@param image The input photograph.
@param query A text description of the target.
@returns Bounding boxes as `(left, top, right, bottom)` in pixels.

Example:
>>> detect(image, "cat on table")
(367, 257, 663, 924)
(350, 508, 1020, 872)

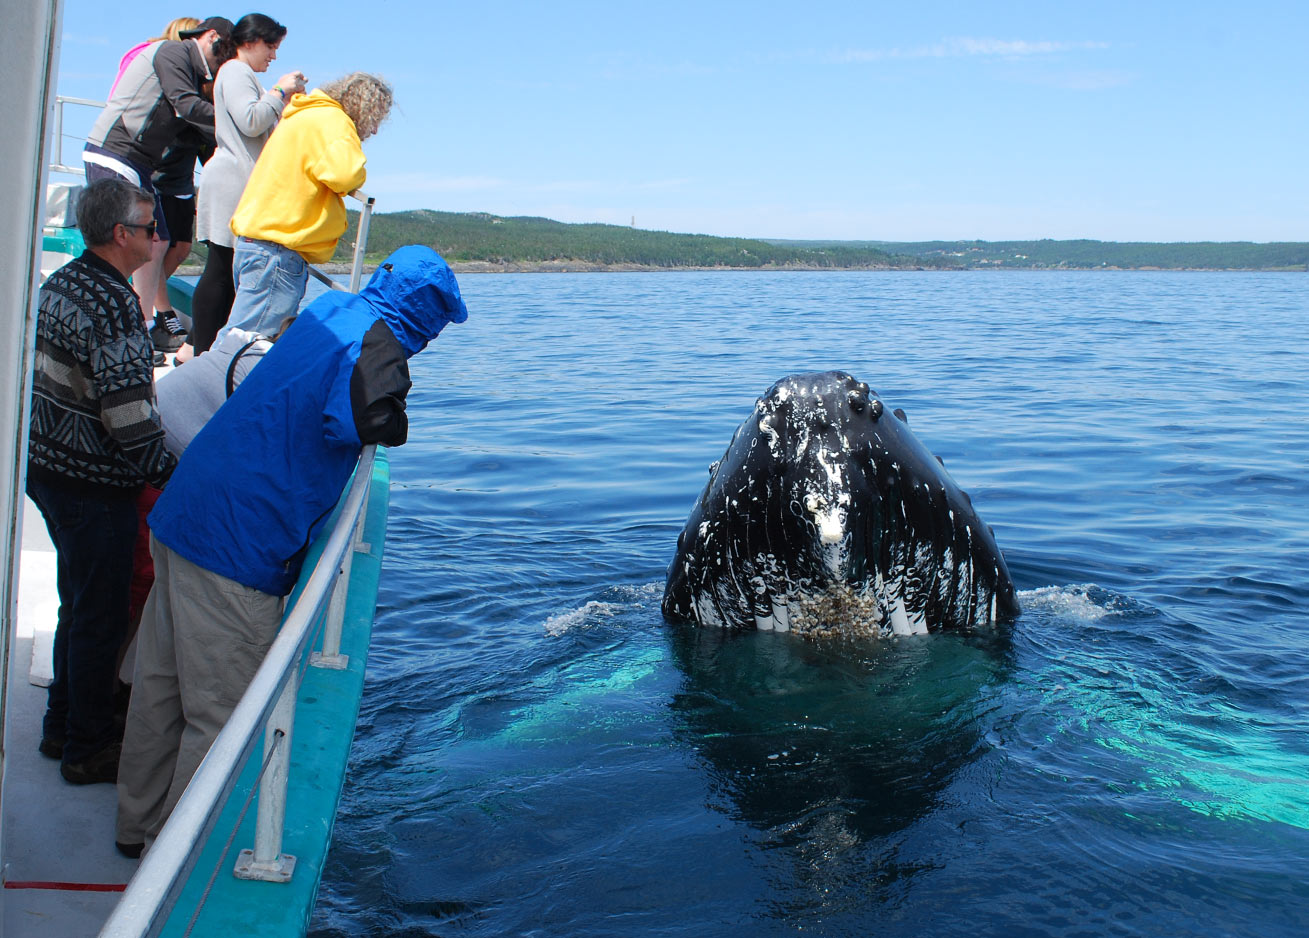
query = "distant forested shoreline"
(189, 210, 1309, 272)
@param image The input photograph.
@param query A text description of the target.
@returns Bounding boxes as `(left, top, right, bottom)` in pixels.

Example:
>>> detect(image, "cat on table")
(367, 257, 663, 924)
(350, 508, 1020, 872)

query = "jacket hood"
(359, 245, 469, 357)
(282, 89, 346, 122)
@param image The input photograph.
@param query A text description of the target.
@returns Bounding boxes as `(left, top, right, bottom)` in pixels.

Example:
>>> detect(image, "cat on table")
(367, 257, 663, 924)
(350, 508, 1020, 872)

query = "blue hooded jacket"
(149, 245, 467, 595)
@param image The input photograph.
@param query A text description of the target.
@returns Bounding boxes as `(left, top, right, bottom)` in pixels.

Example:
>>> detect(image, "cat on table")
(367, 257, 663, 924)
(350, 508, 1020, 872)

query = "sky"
(52, 1, 1309, 242)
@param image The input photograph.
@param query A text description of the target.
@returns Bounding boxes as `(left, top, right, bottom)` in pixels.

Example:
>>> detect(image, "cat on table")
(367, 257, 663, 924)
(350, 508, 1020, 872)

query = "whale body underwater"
(662, 371, 1020, 637)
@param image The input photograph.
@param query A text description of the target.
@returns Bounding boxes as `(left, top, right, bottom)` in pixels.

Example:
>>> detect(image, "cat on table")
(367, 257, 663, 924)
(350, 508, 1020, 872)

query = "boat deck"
(2, 499, 138, 936)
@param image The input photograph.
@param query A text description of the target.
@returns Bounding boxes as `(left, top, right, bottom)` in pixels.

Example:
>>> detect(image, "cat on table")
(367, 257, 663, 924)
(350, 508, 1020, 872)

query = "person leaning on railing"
(215, 72, 393, 346)
(114, 245, 468, 859)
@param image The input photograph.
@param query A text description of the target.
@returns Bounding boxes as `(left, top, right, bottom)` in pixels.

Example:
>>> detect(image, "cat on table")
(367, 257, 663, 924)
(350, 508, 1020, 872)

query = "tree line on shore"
(786, 238, 1309, 270)
(319, 210, 1309, 271)
(331, 210, 951, 269)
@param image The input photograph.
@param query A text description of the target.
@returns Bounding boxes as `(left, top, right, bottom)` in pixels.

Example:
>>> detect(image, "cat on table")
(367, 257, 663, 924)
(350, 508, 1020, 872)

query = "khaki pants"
(116, 536, 282, 847)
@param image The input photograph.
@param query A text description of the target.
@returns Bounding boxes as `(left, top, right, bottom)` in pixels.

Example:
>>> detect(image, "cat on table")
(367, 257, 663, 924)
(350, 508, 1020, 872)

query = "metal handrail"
(348, 192, 376, 293)
(306, 190, 376, 294)
(51, 94, 104, 174)
(98, 445, 378, 938)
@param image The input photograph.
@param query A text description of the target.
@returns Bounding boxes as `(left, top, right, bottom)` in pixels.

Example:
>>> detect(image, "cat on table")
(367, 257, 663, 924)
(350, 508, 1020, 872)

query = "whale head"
(662, 371, 1019, 637)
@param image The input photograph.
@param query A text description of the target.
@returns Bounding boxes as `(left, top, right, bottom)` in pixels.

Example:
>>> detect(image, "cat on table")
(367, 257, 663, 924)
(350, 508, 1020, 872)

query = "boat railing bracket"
(233, 848, 297, 883)
(309, 650, 349, 670)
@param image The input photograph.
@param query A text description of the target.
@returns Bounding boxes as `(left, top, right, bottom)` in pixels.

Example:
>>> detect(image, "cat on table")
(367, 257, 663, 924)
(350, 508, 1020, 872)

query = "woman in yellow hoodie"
(220, 72, 392, 342)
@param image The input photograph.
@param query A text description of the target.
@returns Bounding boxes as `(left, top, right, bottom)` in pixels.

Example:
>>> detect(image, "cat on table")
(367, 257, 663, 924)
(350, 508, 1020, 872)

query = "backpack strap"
(225, 338, 264, 398)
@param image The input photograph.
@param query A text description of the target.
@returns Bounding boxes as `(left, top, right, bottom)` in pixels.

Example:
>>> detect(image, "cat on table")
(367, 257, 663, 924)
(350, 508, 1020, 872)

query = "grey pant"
(116, 536, 282, 846)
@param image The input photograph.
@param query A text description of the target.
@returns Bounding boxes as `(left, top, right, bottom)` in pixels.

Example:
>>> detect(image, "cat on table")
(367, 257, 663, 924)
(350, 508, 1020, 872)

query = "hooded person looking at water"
(114, 245, 468, 857)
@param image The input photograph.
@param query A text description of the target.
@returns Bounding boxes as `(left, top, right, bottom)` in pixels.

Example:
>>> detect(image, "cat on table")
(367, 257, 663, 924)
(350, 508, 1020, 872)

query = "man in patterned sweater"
(27, 178, 178, 784)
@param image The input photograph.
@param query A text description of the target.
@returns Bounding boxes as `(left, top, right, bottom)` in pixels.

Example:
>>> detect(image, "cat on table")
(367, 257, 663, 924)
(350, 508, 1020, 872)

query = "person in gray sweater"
(189, 13, 306, 357)
(155, 326, 278, 457)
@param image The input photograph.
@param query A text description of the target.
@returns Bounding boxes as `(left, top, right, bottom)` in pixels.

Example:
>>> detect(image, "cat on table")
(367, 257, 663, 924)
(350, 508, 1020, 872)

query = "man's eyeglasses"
(120, 221, 158, 239)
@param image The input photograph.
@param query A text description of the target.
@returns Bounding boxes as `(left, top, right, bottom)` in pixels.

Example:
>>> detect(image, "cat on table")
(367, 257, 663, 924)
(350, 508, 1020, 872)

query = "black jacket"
(87, 39, 215, 169)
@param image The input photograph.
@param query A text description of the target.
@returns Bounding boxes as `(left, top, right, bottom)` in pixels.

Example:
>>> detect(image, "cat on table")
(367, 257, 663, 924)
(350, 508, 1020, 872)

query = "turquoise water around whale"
(307, 271, 1309, 937)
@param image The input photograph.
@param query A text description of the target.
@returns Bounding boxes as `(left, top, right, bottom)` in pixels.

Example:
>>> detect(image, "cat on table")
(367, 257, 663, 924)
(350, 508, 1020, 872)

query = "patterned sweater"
(28, 250, 177, 495)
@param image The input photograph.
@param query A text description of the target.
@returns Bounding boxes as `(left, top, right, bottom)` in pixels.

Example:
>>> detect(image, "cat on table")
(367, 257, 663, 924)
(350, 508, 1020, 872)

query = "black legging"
(190, 241, 235, 354)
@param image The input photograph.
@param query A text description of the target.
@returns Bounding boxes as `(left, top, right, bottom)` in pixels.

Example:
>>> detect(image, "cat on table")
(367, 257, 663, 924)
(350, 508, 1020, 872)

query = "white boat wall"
(2, 7, 391, 935)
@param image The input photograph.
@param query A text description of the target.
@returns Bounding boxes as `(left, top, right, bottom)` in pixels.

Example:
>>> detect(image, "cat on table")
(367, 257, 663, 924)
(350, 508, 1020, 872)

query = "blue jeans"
(221, 237, 309, 343)
(26, 476, 138, 764)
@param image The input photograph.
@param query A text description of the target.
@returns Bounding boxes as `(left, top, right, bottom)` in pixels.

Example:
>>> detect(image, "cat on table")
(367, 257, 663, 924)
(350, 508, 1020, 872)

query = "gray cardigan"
(194, 59, 285, 247)
(155, 327, 272, 456)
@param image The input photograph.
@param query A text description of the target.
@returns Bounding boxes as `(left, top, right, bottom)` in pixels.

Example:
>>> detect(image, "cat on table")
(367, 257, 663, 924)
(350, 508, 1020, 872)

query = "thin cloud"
(829, 37, 1109, 64)
(948, 38, 1109, 57)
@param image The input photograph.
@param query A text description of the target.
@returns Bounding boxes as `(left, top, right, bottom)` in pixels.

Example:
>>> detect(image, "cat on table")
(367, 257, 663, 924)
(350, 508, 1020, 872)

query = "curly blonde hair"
(151, 17, 200, 42)
(319, 72, 393, 140)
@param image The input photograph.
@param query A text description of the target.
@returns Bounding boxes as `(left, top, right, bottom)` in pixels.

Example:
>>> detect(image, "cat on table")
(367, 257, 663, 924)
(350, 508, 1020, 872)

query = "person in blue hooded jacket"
(115, 245, 468, 856)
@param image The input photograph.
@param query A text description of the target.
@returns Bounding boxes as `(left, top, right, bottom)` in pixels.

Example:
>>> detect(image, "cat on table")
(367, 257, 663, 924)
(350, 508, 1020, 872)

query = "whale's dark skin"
(662, 371, 1020, 637)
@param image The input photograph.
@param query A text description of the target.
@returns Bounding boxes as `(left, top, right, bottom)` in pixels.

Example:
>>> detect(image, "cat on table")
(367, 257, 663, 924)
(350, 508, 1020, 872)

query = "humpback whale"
(662, 371, 1019, 637)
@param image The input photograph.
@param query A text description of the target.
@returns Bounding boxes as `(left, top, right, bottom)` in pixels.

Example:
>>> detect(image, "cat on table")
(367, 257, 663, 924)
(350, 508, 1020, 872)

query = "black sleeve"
(350, 320, 412, 446)
(153, 41, 215, 137)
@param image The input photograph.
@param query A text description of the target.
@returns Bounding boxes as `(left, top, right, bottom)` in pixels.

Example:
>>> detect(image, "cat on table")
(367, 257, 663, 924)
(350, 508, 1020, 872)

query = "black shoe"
(150, 322, 186, 352)
(60, 741, 121, 785)
(157, 309, 188, 336)
(152, 350, 168, 367)
(115, 841, 144, 859)
(38, 736, 65, 760)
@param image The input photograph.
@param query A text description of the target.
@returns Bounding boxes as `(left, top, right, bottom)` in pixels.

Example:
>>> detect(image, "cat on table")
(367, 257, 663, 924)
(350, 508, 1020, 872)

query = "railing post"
(310, 554, 353, 671)
(311, 458, 372, 670)
(348, 192, 375, 294)
(232, 678, 298, 883)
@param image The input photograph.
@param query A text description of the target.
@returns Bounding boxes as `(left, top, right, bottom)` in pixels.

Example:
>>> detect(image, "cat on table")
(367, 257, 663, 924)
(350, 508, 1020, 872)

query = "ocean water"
(308, 271, 1309, 938)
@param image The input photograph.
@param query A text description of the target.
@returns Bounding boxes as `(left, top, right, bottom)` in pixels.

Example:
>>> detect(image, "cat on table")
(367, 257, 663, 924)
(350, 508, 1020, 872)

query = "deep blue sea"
(307, 271, 1309, 938)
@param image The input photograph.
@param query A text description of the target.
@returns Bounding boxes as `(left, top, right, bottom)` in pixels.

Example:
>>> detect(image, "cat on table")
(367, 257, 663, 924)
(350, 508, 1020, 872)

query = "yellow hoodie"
(229, 90, 367, 263)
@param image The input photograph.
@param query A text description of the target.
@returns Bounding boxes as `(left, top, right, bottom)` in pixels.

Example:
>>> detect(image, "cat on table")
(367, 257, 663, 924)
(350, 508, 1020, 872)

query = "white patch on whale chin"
(692, 591, 725, 628)
(771, 597, 791, 632)
(888, 595, 929, 636)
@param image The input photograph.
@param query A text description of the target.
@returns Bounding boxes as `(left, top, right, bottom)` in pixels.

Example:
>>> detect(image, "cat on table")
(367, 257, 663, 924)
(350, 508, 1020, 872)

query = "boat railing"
(50, 94, 106, 174)
(98, 444, 378, 938)
(49, 94, 375, 291)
